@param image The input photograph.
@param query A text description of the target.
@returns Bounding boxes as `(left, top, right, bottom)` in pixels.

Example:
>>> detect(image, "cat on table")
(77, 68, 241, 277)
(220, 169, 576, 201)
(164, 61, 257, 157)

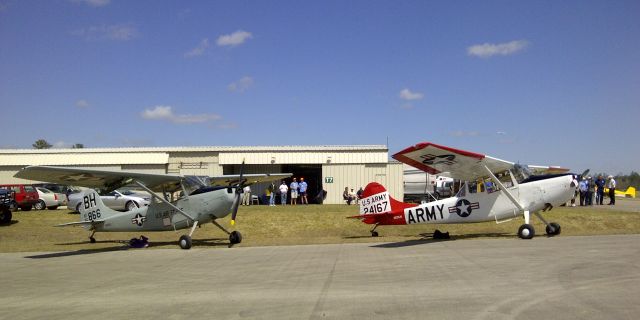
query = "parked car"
(0, 188, 14, 224)
(34, 187, 65, 210)
(0, 184, 39, 211)
(32, 183, 80, 206)
(68, 189, 151, 213)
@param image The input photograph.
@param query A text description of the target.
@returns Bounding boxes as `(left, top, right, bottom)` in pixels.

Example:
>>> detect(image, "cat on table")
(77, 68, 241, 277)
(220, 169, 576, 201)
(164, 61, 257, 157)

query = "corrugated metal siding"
(121, 164, 167, 174)
(219, 151, 388, 165)
(0, 153, 169, 166)
(167, 152, 221, 176)
(321, 162, 403, 204)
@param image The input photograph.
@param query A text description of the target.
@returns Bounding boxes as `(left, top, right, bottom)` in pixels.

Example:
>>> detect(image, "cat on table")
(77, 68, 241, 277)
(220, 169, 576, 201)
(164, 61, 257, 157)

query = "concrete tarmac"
(2, 235, 639, 320)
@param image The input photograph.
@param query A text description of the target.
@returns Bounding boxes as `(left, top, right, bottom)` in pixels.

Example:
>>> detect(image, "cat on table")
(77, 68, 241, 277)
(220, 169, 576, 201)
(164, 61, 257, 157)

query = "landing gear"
(229, 231, 242, 244)
(179, 235, 192, 249)
(370, 223, 380, 237)
(518, 224, 535, 239)
(433, 229, 450, 239)
(545, 222, 561, 236)
(89, 230, 96, 243)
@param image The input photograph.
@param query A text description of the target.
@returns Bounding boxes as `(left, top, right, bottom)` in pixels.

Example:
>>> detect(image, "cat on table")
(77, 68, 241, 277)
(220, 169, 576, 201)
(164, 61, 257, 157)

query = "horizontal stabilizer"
(56, 220, 104, 227)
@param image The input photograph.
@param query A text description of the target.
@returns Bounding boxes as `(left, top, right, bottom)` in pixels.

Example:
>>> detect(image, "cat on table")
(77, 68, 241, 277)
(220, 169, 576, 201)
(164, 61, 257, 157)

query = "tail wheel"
(518, 224, 535, 239)
(34, 200, 46, 210)
(371, 231, 379, 237)
(546, 222, 561, 236)
(229, 231, 242, 244)
(179, 235, 192, 249)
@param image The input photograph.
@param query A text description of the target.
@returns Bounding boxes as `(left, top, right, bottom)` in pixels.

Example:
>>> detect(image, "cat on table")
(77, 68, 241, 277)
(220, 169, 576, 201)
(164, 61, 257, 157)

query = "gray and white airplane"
(15, 164, 291, 249)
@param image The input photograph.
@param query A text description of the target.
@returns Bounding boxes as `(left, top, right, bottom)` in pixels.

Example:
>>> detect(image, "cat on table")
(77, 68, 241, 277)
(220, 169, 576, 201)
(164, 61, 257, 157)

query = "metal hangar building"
(0, 145, 403, 204)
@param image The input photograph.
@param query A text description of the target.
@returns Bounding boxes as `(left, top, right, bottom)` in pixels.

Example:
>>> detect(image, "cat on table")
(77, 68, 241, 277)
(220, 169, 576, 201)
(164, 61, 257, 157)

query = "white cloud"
(227, 76, 254, 93)
(184, 38, 209, 58)
(399, 88, 424, 101)
(72, 24, 139, 41)
(141, 106, 221, 124)
(71, 0, 111, 7)
(75, 99, 89, 108)
(467, 40, 529, 58)
(216, 30, 253, 47)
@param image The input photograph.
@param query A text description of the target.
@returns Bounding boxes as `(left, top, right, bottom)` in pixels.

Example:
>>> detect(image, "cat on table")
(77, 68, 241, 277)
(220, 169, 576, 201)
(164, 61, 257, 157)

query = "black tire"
(89, 237, 96, 243)
(546, 222, 561, 236)
(0, 208, 11, 224)
(179, 235, 192, 249)
(47, 206, 58, 210)
(75, 203, 82, 213)
(518, 224, 535, 239)
(229, 231, 243, 244)
(125, 201, 139, 211)
(21, 205, 32, 211)
(34, 200, 46, 210)
(371, 231, 379, 237)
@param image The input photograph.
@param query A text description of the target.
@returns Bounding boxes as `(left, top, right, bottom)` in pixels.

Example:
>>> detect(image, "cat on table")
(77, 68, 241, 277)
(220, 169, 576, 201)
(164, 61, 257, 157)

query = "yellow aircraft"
(603, 186, 636, 198)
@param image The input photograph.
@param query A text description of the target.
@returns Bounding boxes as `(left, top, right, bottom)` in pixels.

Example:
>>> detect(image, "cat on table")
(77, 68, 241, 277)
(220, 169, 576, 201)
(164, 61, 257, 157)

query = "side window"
(11, 186, 20, 193)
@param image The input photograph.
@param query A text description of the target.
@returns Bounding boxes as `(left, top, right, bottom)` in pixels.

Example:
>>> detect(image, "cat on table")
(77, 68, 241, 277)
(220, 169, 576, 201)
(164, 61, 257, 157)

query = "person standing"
(299, 177, 308, 205)
(578, 178, 588, 206)
(607, 175, 616, 205)
(269, 182, 276, 206)
(595, 175, 606, 205)
(241, 185, 251, 206)
(289, 178, 299, 205)
(279, 181, 288, 205)
(586, 177, 595, 206)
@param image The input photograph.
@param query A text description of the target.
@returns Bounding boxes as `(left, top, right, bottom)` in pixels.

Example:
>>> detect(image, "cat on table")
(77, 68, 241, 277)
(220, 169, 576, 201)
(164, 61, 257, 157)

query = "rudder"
(77, 189, 120, 222)
(359, 182, 414, 215)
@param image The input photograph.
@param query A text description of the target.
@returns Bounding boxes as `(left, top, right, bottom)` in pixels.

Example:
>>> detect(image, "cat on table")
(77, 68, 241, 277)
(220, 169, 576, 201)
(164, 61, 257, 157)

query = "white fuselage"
(403, 175, 575, 225)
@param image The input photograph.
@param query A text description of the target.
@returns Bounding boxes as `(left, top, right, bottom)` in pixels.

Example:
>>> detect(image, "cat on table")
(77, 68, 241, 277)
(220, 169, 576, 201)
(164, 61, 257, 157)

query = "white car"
(34, 187, 65, 210)
(68, 189, 151, 213)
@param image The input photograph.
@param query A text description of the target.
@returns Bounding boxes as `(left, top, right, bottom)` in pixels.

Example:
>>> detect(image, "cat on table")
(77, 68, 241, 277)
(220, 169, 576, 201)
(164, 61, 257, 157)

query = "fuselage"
(373, 175, 575, 226)
(93, 188, 236, 232)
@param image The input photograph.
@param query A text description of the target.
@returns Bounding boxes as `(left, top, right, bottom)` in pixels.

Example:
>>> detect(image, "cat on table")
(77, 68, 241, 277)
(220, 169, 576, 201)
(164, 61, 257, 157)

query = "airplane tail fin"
(358, 182, 414, 215)
(624, 187, 636, 198)
(77, 189, 121, 222)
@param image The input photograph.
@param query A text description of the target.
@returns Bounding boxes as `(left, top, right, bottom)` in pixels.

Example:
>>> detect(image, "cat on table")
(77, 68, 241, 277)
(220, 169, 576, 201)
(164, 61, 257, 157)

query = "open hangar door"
(222, 164, 322, 204)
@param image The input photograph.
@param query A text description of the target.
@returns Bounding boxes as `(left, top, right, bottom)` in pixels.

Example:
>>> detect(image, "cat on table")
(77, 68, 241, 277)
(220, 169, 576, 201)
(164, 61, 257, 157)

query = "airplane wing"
(392, 142, 514, 181)
(208, 173, 292, 187)
(14, 166, 184, 192)
(527, 165, 570, 175)
(15, 166, 293, 192)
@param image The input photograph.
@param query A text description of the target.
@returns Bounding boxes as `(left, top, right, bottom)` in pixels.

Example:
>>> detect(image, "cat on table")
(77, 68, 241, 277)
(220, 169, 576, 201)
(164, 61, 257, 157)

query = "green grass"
(1, 204, 639, 252)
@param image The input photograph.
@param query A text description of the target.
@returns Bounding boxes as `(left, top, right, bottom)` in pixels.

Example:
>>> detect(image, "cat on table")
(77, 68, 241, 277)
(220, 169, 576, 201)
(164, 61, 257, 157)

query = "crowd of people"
(343, 187, 363, 205)
(260, 177, 309, 206)
(575, 175, 617, 206)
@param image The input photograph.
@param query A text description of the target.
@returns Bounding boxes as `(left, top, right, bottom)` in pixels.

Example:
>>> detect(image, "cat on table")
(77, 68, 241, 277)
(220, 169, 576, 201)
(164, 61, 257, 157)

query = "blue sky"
(0, 0, 638, 175)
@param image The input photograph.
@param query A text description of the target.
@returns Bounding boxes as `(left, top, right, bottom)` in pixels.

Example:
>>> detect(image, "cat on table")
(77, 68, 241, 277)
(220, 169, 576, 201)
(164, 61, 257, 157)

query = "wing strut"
(482, 165, 524, 211)
(134, 180, 196, 222)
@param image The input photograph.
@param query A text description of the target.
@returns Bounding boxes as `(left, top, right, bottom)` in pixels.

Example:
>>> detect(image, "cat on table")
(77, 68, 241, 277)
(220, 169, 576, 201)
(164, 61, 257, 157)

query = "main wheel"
(518, 224, 535, 239)
(546, 222, 561, 236)
(125, 201, 139, 211)
(0, 208, 11, 224)
(229, 231, 243, 244)
(179, 235, 192, 249)
(34, 200, 46, 210)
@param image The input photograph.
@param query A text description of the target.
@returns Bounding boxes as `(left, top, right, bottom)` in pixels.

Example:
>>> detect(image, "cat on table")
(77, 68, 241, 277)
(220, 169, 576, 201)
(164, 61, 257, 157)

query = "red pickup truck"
(0, 184, 39, 211)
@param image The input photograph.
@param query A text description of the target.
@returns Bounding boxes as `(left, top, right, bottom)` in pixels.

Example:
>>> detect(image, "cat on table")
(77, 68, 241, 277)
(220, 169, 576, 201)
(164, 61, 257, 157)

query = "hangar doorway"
(282, 164, 323, 204)
(222, 164, 322, 204)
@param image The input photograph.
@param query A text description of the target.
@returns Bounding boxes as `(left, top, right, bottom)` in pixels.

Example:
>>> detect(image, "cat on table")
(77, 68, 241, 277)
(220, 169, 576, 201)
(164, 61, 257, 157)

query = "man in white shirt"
(242, 185, 251, 206)
(279, 182, 288, 205)
(607, 175, 616, 205)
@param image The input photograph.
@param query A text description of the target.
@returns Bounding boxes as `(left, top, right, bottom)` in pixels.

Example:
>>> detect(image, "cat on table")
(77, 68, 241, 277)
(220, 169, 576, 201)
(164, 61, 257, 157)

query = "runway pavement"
(1, 234, 639, 320)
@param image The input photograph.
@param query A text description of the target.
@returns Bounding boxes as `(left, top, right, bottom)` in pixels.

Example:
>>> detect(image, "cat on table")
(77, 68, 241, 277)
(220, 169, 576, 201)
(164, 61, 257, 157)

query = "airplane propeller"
(230, 160, 246, 226)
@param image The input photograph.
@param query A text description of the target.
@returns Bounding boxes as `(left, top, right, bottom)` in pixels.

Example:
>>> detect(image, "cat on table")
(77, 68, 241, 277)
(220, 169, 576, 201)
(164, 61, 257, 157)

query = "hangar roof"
(0, 145, 389, 166)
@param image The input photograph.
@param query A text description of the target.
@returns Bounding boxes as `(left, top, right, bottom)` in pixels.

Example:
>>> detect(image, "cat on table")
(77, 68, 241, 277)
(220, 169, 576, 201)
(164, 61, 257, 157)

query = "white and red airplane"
(352, 142, 575, 239)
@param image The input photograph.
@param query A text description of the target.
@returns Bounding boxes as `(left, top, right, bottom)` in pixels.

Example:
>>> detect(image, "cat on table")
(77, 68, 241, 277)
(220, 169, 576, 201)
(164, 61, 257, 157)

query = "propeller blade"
(230, 159, 245, 225)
